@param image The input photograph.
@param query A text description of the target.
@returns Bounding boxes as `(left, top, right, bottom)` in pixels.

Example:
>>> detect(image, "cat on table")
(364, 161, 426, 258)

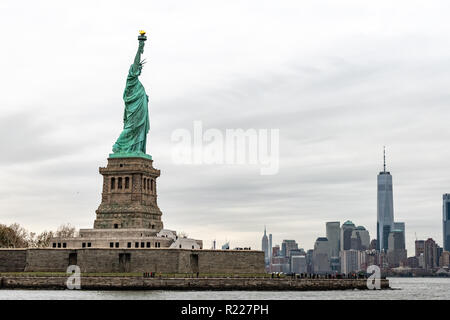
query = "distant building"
(387, 230, 407, 267)
(326, 221, 340, 258)
(340, 220, 355, 251)
(377, 148, 394, 252)
(407, 256, 419, 268)
(288, 248, 306, 273)
(369, 239, 377, 250)
(281, 240, 298, 258)
(270, 263, 290, 273)
(306, 249, 314, 273)
(437, 246, 443, 265)
(271, 256, 289, 265)
(269, 234, 273, 261)
(270, 254, 290, 273)
(291, 256, 307, 274)
(363, 249, 380, 269)
(340, 250, 360, 274)
(313, 237, 331, 274)
(378, 251, 389, 268)
(261, 227, 269, 265)
(272, 245, 280, 258)
(393, 222, 405, 249)
(439, 251, 450, 268)
(351, 226, 370, 250)
(418, 253, 425, 268)
(330, 256, 341, 273)
(424, 238, 439, 270)
(289, 248, 306, 258)
(443, 194, 450, 252)
(388, 230, 405, 250)
(415, 240, 425, 257)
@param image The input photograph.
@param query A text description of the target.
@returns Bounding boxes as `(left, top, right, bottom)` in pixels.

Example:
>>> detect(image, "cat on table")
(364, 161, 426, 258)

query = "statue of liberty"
(111, 31, 151, 159)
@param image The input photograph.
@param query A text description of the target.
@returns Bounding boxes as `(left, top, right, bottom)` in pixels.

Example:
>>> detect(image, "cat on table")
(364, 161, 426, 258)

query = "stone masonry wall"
(25, 249, 76, 272)
(2, 248, 264, 274)
(0, 249, 27, 272)
(77, 249, 182, 273)
(194, 250, 265, 274)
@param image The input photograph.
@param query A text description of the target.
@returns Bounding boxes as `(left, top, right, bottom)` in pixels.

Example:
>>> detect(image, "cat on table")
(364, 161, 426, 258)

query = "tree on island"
(54, 223, 78, 238)
(0, 223, 77, 248)
(0, 223, 29, 248)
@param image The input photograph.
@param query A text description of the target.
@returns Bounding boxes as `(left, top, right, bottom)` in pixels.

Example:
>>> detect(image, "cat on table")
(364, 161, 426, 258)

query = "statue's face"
(138, 65, 142, 75)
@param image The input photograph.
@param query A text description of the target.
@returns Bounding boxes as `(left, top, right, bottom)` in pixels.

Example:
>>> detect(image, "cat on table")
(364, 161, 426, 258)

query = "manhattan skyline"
(1, 1, 450, 256)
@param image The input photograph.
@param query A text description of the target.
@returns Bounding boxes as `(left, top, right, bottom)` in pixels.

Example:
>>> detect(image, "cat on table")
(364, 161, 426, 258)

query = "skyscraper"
(306, 249, 314, 273)
(394, 222, 405, 249)
(415, 240, 425, 257)
(326, 221, 340, 258)
(340, 249, 361, 274)
(424, 238, 438, 270)
(269, 233, 273, 261)
(351, 226, 370, 250)
(340, 220, 355, 251)
(291, 256, 307, 274)
(313, 237, 331, 274)
(261, 227, 269, 265)
(281, 240, 298, 258)
(387, 229, 407, 267)
(388, 230, 405, 251)
(369, 239, 377, 250)
(440, 251, 450, 268)
(377, 147, 394, 252)
(272, 245, 280, 258)
(443, 194, 450, 251)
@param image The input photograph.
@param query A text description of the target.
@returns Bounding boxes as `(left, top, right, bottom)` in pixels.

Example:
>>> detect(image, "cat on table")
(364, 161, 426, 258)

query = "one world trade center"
(377, 147, 394, 252)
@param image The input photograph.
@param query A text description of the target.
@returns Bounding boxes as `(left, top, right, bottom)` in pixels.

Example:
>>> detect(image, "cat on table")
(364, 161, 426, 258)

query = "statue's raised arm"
(134, 40, 145, 67)
(128, 31, 147, 78)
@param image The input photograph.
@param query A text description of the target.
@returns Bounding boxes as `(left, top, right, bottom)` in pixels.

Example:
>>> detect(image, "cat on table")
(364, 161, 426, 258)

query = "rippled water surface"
(1, 278, 449, 300)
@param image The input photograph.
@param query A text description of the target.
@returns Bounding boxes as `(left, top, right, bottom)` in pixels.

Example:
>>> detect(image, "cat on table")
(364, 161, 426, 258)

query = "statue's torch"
(138, 30, 147, 41)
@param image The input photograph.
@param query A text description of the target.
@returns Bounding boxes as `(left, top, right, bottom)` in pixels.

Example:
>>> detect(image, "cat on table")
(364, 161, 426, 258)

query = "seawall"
(0, 276, 390, 291)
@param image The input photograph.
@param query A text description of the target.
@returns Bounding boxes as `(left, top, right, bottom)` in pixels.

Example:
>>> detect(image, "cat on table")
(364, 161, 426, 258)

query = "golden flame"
(139, 30, 146, 35)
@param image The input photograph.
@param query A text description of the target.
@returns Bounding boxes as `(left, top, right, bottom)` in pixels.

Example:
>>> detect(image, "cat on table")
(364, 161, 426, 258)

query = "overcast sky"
(1, 0, 450, 254)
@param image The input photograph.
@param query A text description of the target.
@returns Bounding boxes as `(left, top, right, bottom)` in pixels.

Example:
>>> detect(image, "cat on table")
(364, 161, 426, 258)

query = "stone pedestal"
(93, 156, 163, 232)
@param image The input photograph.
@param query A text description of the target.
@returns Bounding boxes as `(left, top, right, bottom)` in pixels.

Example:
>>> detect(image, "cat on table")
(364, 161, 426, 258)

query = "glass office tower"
(443, 194, 450, 251)
(377, 148, 394, 252)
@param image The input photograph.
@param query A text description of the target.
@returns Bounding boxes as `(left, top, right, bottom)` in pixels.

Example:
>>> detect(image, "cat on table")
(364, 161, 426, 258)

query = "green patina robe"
(112, 63, 150, 154)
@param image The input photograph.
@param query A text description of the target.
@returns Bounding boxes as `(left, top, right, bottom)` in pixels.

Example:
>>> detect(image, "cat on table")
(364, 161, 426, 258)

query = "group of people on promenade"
(271, 272, 384, 279)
